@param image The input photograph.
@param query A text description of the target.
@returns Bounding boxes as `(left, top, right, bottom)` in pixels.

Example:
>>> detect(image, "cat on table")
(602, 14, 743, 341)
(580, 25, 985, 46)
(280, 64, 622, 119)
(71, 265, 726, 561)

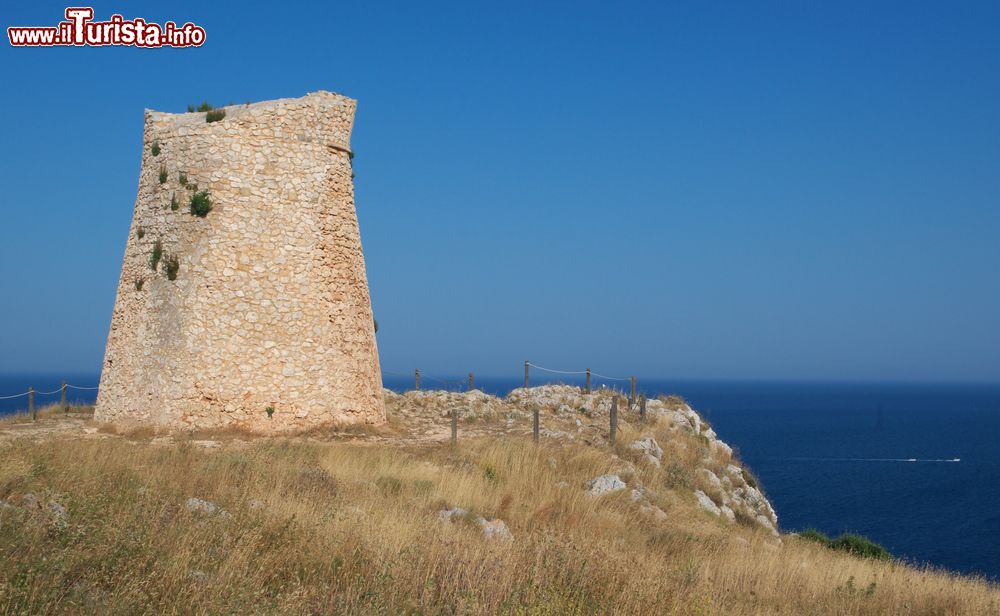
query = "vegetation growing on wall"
(206, 109, 226, 123)
(189, 191, 212, 217)
(150, 240, 163, 271)
(164, 255, 180, 281)
(151, 141, 161, 156)
(158, 164, 168, 184)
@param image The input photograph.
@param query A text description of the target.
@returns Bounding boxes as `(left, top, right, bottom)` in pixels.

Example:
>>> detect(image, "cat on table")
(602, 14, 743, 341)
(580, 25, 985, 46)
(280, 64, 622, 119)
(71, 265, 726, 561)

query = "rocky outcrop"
(695, 490, 722, 516)
(393, 384, 780, 536)
(629, 437, 663, 467)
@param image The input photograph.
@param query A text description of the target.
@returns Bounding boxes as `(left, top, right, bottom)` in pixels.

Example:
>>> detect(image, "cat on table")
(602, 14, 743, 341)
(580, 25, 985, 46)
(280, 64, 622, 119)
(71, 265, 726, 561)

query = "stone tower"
(95, 91, 384, 432)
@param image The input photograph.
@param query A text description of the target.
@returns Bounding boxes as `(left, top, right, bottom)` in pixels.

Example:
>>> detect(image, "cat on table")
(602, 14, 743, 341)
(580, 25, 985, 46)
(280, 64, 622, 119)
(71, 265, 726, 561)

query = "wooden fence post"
(630, 376, 636, 408)
(468, 372, 475, 391)
(60, 380, 67, 412)
(533, 406, 539, 443)
(609, 396, 618, 445)
(29, 386, 35, 421)
(639, 394, 647, 421)
(415, 369, 421, 391)
(524, 361, 529, 389)
(451, 408, 458, 446)
(585, 368, 591, 394)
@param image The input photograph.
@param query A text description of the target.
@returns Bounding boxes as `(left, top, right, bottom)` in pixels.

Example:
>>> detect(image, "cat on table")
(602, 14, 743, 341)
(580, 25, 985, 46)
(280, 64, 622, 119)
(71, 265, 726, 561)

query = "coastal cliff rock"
(384, 384, 779, 535)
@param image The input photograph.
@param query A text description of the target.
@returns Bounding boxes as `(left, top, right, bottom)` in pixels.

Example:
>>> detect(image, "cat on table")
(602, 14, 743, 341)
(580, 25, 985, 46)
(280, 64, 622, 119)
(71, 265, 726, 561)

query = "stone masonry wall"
(95, 91, 385, 432)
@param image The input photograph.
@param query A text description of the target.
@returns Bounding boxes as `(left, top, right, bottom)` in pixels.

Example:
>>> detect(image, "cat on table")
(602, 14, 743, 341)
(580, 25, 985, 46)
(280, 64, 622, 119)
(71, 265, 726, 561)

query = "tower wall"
(95, 91, 384, 432)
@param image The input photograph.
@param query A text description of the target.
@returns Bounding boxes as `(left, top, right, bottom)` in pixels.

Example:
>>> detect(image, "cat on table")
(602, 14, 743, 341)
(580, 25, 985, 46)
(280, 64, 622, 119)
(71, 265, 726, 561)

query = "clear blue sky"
(1, 1, 998, 382)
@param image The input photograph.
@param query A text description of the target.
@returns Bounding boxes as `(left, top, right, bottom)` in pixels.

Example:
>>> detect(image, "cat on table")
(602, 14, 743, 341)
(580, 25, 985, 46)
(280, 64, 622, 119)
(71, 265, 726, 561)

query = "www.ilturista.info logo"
(8, 7, 206, 47)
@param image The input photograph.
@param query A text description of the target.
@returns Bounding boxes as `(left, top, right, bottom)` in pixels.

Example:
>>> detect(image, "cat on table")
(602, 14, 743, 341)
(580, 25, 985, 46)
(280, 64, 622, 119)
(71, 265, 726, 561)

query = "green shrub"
(265, 406, 274, 419)
(170, 194, 178, 211)
(412, 479, 433, 494)
(663, 460, 694, 490)
(178, 172, 187, 187)
(798, 529, 890, 561)
(482, 464, 497, 482)
(798, 529, 831, 546)
(187, 104, 195, 113)
(164, 255, 180, 281)
(158, 164, 168, 184)
(837, 575, 878, 598)
(196, 102, 213, 112)
(189, 191, 212, 217)
(375, 476, 403, 496)
(206, 109, 226, 123)
(151, 141, 160, 156)
(150, 240, 163, 270)
(830, 534, 890, 561)
(136, 227, 145, 240)
(134, 278, 144, 291)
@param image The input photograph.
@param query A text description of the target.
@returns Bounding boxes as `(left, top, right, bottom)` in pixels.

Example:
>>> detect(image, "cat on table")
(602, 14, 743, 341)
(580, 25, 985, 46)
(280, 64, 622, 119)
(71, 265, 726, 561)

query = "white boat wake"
(775, 457, 960, 463)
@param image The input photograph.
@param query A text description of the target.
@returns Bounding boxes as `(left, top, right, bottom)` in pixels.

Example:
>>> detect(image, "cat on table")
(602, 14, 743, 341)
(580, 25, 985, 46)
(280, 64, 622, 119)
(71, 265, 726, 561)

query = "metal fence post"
(60, 380, 67, 412)
(524, 361, 529, 388)
(533, 406, 539, 443)
(585, 368, 591, 394)
(29, 386, 35, 421)
(630, 376, 636, 408)
(468, 372, 474, 391)
(639, 394, 647, 421)
(451, 408, 458, 446)
(415, 368, 421, 391)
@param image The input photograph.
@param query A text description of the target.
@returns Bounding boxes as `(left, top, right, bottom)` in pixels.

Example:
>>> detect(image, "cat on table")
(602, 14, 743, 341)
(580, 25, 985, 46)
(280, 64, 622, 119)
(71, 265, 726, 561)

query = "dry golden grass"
(1, 421, 997, 615)
(0, 404, 93, 426)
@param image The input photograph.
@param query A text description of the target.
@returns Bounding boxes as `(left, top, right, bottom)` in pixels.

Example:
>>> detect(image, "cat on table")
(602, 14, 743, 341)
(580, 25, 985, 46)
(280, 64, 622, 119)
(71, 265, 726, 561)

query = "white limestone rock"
(440, 507, 513, 541)
(629, 437, 663, 461)
(720, 505, 736, 523)
(694, 490, 721, 516)
(711, 440, 733, 457)
(699, 468, 723, 491)
(438, 507, 470, 522)
(685, 410, 703, 433)
(640, 505, 668, 522)
(479, 518, 513, 542)
(186, 497, 220, 515)
(586, 474, 626, 497)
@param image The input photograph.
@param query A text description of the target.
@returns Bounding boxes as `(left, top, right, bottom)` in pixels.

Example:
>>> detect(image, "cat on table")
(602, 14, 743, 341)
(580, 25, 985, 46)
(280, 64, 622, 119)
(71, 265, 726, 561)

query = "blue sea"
(3, 373, 999, 580)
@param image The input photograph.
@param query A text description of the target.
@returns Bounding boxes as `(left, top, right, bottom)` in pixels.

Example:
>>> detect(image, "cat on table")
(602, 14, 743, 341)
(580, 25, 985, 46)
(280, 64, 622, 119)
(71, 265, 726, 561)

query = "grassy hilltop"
(0, 388, 997, 615)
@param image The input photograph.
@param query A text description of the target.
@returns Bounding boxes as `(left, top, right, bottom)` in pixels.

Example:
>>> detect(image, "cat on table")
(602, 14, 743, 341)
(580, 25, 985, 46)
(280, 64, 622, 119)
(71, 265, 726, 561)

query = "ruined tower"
(95, 91, 384, 432)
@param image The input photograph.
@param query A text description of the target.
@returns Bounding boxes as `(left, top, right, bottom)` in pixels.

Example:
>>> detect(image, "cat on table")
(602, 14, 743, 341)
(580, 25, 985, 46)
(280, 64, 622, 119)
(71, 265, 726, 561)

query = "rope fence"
(381, 361, 640, 397)
(381, 360, 649, 447)
(5, 362, 645, 444)
(0, 381, 100, 421)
